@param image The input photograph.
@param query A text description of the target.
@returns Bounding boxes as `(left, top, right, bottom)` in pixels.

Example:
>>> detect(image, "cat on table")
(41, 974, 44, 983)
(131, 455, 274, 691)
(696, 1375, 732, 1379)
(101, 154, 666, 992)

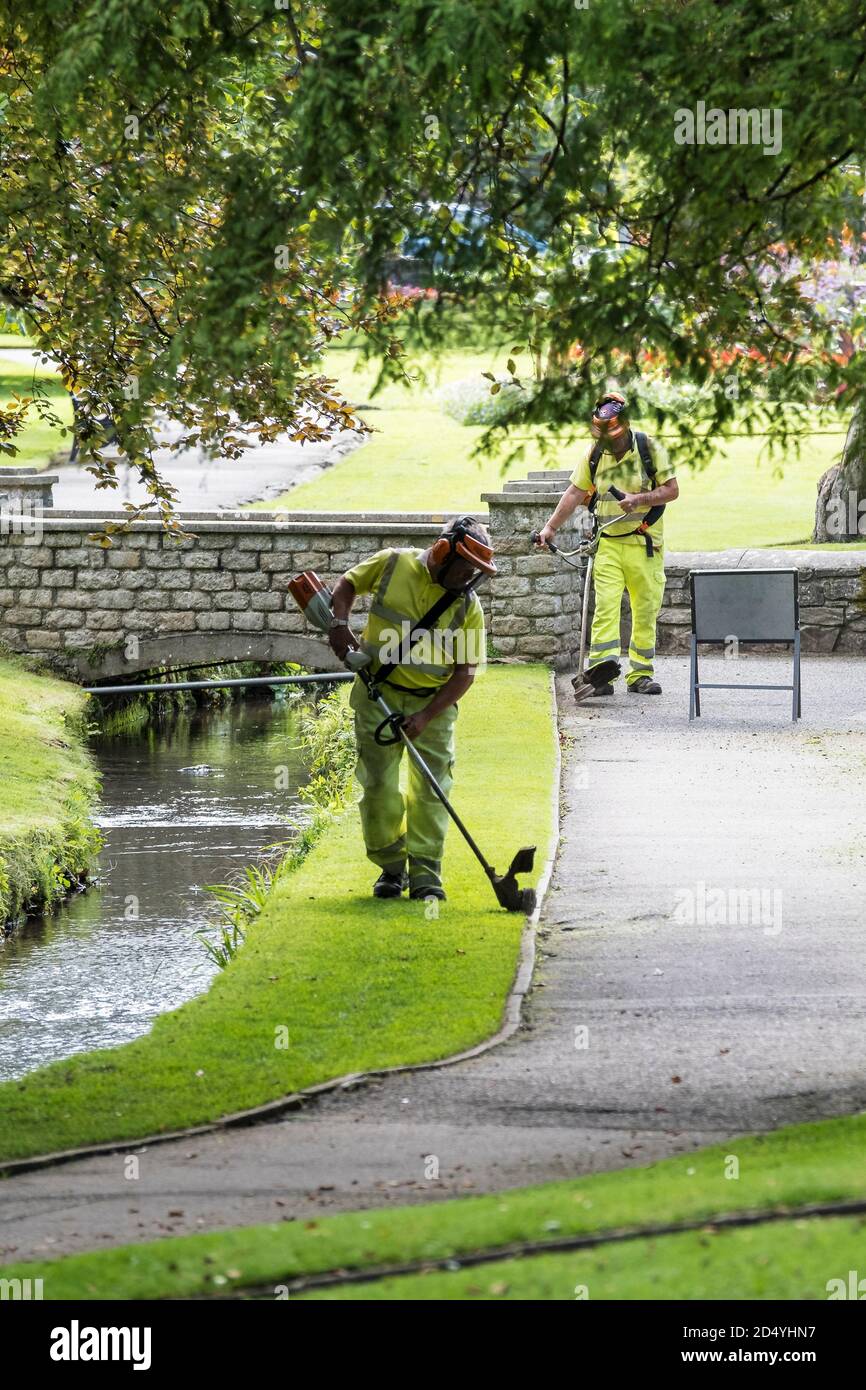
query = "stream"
(0, 698, 309, 1083)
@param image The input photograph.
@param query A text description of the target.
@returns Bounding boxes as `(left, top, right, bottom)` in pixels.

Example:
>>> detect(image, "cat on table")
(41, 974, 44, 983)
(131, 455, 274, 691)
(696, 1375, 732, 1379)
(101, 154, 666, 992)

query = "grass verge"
(0, 656, 100, 924)
(0, 663, 556, 1163)
(3, 1108, 864, 1299)
(298, 1212, 865, 1301)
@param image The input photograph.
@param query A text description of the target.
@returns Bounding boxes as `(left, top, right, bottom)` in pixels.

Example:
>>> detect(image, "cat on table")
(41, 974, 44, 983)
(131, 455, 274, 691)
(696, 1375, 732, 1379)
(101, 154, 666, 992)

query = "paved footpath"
(0, 350, 364, 511)
(2, 654, 865, 1262)
(48, 422, 365, 511)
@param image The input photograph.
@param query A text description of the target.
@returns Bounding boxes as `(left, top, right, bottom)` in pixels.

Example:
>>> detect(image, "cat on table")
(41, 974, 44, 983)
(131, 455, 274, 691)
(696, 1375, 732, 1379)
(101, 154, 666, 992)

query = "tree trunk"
(813, 394, 866, 542)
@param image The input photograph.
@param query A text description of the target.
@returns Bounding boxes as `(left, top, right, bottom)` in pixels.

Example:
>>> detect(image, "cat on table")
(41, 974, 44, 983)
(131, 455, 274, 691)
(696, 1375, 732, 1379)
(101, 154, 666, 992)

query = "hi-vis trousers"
(350, 677, 457, 892)
(587, 540, 666, 685)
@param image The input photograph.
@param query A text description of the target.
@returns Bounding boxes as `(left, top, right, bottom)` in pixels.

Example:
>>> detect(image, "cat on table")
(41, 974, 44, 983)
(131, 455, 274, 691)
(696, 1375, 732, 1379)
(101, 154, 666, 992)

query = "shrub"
(437, 374, 534, 427)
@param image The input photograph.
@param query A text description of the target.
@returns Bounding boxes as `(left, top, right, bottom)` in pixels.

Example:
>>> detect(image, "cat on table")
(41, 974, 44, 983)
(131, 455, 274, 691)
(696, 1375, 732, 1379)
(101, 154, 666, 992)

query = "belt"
(381, 677, 440, 697)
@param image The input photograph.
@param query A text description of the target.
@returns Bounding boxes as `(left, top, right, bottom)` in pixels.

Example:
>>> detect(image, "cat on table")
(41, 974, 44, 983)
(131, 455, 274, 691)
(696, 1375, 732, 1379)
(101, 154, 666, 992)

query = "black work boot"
(373, 866, 408, 898)
(591, 683, 615, 697)
(628, 676, 662, 694)
(410, 883, 447, 902)
(409, 856, 445, 901)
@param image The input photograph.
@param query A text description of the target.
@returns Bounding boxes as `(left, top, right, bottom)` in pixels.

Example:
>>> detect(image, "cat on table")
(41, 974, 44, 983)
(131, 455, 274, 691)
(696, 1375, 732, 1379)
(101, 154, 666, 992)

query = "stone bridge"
(0, 471, 864, 682)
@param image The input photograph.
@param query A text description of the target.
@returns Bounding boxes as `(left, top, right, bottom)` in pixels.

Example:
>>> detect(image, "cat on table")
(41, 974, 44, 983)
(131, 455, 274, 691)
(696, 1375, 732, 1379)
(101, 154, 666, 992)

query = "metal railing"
(82, 672, 353, 696)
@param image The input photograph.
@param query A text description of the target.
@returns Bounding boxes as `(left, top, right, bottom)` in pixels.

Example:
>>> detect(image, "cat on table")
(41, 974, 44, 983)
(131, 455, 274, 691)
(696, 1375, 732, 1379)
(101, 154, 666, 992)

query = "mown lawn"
(4, 1105, 865, 1299)
(300, 1213, 864, 1301)
(0, 656, 100, 923)
(0, 348, 72, 469)
(0, 664, 556, 1163)
(265, 346, 862, 551)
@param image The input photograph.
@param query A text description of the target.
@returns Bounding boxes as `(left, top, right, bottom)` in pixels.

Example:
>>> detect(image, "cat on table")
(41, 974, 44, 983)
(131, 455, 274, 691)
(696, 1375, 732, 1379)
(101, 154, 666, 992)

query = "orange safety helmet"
(590, 391, 630, 446)
(429, 516, 497, 578)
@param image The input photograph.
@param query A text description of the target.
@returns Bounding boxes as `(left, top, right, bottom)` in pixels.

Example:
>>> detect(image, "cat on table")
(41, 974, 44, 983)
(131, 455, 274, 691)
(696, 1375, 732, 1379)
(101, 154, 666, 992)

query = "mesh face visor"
(591, 393, 630, 443)
(455, 531, 497, 575)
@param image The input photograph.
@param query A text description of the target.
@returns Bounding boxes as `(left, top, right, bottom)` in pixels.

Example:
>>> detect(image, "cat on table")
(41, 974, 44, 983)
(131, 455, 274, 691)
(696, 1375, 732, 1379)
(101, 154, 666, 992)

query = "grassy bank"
(0, 664, 556, 1162)
(262, 346, 861, 551)
(4, 1106, 864, 1299)
(0, 657, 100, 925)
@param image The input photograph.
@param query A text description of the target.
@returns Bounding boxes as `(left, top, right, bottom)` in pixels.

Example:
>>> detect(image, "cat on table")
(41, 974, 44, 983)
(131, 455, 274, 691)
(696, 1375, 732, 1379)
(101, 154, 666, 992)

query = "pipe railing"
(83, 672, 353, 696)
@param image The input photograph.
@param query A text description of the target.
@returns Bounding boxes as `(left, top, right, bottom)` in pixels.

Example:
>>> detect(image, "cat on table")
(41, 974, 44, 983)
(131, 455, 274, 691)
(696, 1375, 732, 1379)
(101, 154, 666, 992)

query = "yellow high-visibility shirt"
(345, 548, 486, 691)
(570, 433, 674, 548)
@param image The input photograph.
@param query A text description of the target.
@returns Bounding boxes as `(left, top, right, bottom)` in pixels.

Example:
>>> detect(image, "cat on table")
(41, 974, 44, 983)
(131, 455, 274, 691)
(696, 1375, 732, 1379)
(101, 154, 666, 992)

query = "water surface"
(0, 699, 308, 1081)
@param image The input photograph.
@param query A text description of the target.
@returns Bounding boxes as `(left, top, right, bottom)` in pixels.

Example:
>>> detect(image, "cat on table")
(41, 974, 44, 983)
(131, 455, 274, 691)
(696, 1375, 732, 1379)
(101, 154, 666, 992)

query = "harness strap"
(359, 641, 452, 676)
(366, 550, 473, 691)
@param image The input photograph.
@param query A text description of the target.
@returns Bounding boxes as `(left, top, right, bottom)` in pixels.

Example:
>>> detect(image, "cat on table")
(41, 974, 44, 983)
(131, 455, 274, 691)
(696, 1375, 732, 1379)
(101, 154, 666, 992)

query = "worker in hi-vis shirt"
(536, 392, 679, 701)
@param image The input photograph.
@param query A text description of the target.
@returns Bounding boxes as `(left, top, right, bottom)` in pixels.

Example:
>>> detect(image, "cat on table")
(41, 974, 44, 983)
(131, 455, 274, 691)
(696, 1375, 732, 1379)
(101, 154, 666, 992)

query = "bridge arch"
(78, 631, 343, 684)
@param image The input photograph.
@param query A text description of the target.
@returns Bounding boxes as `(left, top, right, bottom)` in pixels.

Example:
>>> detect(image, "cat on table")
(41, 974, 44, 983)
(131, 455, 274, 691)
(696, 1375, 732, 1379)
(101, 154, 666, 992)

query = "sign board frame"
(688, 569, 801, 721)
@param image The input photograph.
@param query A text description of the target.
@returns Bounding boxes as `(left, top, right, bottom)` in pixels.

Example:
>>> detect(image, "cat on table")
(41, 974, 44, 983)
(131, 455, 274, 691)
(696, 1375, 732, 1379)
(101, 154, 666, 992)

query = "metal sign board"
(688, 569, 801, 721)
(691, 568, 798, 643)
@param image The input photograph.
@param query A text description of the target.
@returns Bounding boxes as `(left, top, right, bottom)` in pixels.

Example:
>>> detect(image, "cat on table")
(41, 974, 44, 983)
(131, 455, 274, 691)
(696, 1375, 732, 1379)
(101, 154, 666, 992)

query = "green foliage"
(196, 863, 276, 969)
(6, 1, 866, 507)
(94, 697, 152, 737)
(437, 374, 533, 426)
(296, 686, 356, 812)
(0, 2, 407, 517)
(276, 0, 866, 469)
(0, 785, 102, 926)
(89, 662, 309, 735)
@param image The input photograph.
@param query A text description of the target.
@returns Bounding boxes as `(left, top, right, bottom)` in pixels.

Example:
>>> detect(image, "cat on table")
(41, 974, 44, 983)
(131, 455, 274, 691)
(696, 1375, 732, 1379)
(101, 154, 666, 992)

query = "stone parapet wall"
(482, 472, 866, 665)
(482, 475, 587, 668)
(660, 550, 866, 655)
(0, 469, 57, 510)
(0, 510, 447, 681)
(0, 481, 864, 679)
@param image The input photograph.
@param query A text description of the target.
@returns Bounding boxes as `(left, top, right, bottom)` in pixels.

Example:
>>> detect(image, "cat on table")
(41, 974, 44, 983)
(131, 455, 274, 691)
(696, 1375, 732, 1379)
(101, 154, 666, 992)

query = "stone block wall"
(0, 510, 449, 681)
(0, 470, 56, 511)
(482, 475, 587, 667)
(1, 472, 864, 679)
(483, 471, 866, 665)
(659, 550, 866, 655)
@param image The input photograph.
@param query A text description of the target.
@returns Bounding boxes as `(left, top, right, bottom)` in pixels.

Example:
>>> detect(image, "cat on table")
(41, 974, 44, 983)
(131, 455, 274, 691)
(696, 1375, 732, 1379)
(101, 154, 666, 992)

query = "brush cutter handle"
(530, 530, 559, 553)
(608, 485, 625, 501)
(374, 711, 406, 746)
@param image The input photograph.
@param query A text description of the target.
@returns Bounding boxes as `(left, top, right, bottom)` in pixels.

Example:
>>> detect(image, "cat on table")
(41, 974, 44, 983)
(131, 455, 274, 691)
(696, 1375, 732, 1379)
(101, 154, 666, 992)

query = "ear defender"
(431, 518, 497, 577)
